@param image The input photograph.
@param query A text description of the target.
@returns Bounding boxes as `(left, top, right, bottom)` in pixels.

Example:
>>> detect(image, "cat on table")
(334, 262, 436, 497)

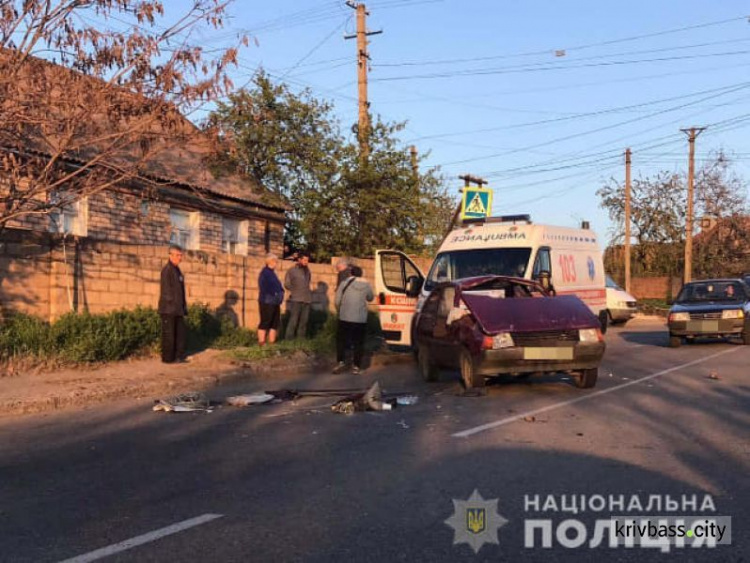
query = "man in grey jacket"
(333, 265, 373, 374)
(283, 251, 312, 339)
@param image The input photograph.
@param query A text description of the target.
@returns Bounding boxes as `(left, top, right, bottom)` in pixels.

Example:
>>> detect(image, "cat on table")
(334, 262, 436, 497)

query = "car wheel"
(599, 310, 608, 334)
(459, 348, 484, 389)
(418, 344, 439, 382)
(576, 367, 598, 389)
(668, 335, 682, 348)
(742, 321, 750, 345)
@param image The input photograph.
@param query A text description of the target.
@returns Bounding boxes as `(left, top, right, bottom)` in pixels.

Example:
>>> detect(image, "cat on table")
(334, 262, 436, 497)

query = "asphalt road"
(0, 317, 748, 563)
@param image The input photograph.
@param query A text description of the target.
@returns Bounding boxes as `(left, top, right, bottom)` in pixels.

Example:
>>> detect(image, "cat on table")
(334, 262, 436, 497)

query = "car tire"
(742, 321, 750, 345)
(418, 344, 439, 382)
(669, 335, 682, 348)
(576, 367, 598, 389)
(459, 348, 484, 389)
(599, 310, 608, 334)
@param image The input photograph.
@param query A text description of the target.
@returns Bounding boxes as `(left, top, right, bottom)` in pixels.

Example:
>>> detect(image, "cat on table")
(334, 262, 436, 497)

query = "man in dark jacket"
(159, 245, 188, 363)
(283, 251, 312, 339)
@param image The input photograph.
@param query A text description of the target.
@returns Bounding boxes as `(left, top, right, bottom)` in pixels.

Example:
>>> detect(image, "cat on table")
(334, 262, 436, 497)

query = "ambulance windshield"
(425, 248, 532, 290)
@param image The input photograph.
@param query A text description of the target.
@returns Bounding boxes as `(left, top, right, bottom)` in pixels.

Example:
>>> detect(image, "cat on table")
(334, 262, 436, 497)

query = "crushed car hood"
(460, 294, 599, 335)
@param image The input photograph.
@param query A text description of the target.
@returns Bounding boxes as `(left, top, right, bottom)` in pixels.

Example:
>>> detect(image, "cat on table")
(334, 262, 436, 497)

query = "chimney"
(581, 220, 590, 230)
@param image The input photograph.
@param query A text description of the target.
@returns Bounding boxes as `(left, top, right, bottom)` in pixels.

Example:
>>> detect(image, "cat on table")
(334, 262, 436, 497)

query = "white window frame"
(169, 208, 200, 250)
(49, 195, 88, 236)
(222, 217, 248, 255)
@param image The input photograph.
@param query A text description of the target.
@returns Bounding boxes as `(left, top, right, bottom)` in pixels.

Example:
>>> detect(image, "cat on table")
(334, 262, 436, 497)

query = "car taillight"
(482, 336, 494, 350)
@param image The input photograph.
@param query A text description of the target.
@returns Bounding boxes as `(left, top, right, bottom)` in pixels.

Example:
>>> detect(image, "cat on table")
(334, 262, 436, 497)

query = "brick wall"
(0, 234, 379, 326)
(630, 276, 683, 300)
(0, 234, 437, 326)
(88, 191, 171, 245)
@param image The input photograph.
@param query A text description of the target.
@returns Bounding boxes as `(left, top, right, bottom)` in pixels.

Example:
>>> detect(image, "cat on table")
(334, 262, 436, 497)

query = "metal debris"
(226, 393, 275, 407)
(153, 392, 211, 413)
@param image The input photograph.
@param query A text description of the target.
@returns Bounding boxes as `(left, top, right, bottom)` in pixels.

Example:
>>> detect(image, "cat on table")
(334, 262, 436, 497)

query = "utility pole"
(681, 127, 706, 284)
(345, 2, 382, 161)
(410, 145, 419, 178)
(624, 148, 632, 293)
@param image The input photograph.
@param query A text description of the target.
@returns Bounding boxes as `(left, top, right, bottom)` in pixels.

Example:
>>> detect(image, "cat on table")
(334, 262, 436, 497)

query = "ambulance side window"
(533, 248, 551, 278)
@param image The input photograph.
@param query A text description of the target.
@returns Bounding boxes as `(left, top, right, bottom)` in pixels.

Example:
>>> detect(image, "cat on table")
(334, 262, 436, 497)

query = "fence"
(1, 230, 428, 326)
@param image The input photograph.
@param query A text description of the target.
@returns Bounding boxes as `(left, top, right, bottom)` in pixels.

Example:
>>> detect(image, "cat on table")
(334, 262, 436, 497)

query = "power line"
(376, 33, 750, 68)
(407, 81, 750, 142)
(373, 49, 750, 82)
(439, 82, 750, 167)
(280, 16, 351, 79)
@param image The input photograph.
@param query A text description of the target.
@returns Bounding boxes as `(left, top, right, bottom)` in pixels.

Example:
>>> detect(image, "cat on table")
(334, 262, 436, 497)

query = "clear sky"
(178, 0, 750, 241)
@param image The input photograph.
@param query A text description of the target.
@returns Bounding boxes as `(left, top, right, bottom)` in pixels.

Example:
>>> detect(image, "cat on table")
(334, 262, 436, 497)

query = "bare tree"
(598, 151, 749, 278)
(0, 1, 243, 233)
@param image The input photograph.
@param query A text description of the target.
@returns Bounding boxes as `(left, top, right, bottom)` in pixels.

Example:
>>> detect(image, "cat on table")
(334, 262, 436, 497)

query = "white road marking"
(58, 513, 223, 563)
(452, 348, 739, 439)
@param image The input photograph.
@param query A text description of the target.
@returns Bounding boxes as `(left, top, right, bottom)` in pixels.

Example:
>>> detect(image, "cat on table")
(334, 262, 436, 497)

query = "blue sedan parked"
(667, 279, 750, 347)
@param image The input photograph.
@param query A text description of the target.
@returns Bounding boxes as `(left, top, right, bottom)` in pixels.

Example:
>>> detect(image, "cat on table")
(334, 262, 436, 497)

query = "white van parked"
(375, 215, 607, 347)
(605, 275, 638, 325)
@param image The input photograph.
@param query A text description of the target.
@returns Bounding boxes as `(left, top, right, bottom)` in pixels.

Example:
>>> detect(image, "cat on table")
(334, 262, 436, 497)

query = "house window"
(169, 208, 199, 250)
(49, 196, 88, 236)
(222, 217, 248, 255)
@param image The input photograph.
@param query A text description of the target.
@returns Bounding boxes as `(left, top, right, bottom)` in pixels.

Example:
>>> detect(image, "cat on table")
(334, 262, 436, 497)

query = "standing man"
(335, 258, 352, 288)
(159, 245, 188, 363)
(333, 266, 374, 375)
(283, 251, 312, 339)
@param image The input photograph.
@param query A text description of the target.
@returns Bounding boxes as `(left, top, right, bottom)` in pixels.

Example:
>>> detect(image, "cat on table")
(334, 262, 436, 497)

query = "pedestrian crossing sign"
(461, 187, 493, 220)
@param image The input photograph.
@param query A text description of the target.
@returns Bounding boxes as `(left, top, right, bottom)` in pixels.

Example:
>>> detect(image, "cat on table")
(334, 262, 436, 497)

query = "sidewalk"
(0, 346, 414, 417)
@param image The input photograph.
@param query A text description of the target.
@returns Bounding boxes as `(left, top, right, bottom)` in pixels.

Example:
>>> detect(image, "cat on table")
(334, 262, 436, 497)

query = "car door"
(374, 250, 425, 346)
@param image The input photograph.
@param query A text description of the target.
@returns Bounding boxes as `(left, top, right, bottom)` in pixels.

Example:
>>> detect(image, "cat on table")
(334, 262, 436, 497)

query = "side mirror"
(538, 270, 552, 291)
(406, 275, 423, 298)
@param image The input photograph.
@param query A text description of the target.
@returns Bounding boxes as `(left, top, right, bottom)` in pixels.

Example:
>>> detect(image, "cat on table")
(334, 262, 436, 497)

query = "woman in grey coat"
(333, 265, 373, 374)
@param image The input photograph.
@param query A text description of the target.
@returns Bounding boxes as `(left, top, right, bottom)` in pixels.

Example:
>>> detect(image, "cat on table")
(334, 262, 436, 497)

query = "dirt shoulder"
(0, 346, 413, 417)
(0, 349, 323, 417)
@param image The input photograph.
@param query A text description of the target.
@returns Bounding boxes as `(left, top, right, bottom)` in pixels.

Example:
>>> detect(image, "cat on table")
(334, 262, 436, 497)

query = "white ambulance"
(375, 215, 607, 347)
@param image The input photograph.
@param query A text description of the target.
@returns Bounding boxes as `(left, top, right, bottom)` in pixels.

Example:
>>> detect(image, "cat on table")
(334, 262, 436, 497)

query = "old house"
(0, 51, 289, 324)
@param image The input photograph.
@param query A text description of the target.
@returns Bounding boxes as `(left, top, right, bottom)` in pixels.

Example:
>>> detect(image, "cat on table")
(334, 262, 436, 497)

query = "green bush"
(0, 303, 264, 364)
(0, 313, 52, 359)
(50, 307, 161, 363)
(212, 316, 257, 349)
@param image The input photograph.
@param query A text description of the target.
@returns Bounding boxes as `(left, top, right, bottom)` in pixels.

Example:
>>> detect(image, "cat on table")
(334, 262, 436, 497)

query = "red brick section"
(629, 276, 683, 300)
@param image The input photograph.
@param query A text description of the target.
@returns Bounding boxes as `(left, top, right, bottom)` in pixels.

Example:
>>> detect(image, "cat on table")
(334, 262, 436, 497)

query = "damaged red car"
(415, 276, 606, 389)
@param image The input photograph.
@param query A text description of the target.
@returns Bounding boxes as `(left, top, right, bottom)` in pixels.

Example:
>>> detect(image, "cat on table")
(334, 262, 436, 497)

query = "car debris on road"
(153, 391, 212, 413)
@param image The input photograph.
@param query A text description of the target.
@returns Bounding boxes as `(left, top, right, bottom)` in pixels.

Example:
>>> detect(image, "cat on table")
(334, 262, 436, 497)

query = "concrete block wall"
(0, 235, 382, 327)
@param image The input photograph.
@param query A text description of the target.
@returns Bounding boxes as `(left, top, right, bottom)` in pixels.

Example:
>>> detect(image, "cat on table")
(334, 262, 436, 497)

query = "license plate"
(523, 347, 574, 360)
(686, 321, 719, 332)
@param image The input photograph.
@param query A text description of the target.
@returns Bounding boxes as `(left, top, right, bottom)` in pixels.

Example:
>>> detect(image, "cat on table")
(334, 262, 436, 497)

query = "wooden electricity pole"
(345, 2, 381, 161)
(681, 127, 706, 284)
(624, 148, 632, 293)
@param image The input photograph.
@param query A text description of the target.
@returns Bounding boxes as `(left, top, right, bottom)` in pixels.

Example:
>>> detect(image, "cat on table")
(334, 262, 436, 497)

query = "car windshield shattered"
(675, 281, 745, 303)
(425, 248, 532, 290)
(462, 277, 546, 298)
